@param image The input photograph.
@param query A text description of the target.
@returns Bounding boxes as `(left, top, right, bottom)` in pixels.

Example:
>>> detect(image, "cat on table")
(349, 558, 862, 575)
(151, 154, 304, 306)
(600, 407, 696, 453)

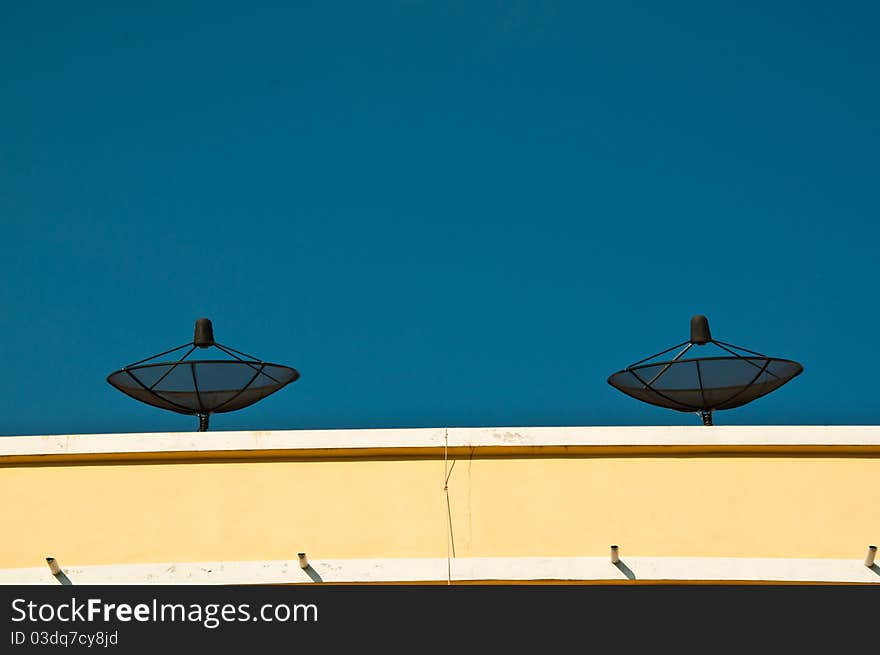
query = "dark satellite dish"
(107, 318, 299, 431)
(607, 315, 802, 425)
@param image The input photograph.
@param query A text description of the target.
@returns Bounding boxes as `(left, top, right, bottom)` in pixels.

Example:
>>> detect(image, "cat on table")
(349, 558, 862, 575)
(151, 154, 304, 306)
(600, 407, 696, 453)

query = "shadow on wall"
(46, 558, 73, 585)
(298, 553, 323, 582)
(614, 560, 636, 580)
(302, 565, 323, 583)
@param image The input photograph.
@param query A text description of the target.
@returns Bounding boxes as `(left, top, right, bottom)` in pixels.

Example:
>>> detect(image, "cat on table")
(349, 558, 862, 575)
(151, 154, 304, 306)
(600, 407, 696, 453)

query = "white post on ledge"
(45, 557, 72, 584)
(865, 546, 877, 568)
(610, 545, 620, 564)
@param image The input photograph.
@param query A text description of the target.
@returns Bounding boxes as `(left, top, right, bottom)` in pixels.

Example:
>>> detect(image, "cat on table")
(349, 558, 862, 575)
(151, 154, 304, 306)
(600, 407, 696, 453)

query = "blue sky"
(1, 1, 878, 436)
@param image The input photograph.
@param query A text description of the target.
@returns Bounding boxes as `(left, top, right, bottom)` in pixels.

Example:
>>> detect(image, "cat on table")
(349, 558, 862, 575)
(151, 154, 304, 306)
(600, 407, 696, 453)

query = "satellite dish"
(607, 315, 802, 425)
(107, 318, 299, 431)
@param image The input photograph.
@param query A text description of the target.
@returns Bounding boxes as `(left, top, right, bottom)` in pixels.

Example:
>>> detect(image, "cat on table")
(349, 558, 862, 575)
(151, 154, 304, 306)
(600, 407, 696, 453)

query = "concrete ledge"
(2, 556, 879, 585)
(2, 426, 880, 464)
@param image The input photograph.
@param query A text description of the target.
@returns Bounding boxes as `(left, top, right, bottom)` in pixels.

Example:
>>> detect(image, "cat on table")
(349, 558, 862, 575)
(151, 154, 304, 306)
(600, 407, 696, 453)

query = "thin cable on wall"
(443, 428, 457, 586)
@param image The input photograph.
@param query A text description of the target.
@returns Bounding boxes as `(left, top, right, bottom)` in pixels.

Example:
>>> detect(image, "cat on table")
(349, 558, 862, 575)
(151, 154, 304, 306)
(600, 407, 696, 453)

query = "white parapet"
(1, 556, 879, 585)
(3, 425, 880, 462)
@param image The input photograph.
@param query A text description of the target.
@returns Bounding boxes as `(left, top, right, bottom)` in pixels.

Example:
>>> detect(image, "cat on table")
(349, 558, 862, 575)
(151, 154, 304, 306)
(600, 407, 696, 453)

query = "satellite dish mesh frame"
(107, 318, 300, 431)
(606, 315, 803, 425)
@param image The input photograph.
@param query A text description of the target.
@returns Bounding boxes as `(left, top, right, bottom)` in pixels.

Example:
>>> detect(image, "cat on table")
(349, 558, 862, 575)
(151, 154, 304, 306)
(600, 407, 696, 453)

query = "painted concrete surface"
(2, 556, 878, 585)
(2, 426, 878, 583)
(3, 425, 880, 462)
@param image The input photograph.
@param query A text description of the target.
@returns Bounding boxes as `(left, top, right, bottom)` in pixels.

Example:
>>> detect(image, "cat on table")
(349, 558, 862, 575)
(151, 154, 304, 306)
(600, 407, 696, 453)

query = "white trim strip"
(3, 425, 880, 460)
(2, 556, 878, 585)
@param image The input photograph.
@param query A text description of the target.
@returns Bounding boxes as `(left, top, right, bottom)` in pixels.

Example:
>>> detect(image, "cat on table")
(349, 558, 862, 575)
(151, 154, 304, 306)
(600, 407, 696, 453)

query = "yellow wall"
(2, 453, 878, 569)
